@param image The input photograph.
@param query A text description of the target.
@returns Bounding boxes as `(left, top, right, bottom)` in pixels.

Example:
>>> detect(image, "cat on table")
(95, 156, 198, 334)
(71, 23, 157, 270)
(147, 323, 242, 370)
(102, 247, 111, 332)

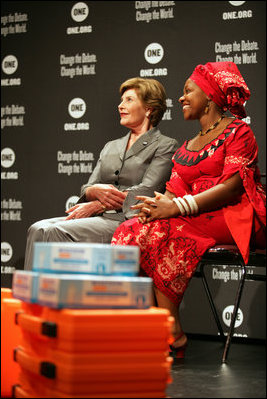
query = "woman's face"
(179, 79, 208, 120)
(118, 88, 149, 130)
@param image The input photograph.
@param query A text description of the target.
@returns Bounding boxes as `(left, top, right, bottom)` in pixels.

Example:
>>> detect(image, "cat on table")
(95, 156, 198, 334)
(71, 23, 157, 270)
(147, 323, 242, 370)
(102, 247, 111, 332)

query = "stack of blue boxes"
(12, 242, 152, 309)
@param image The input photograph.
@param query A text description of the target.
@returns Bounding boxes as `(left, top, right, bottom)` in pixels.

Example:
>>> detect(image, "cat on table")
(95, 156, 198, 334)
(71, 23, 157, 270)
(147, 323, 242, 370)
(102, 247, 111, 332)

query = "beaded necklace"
(199, 115, 224, 136)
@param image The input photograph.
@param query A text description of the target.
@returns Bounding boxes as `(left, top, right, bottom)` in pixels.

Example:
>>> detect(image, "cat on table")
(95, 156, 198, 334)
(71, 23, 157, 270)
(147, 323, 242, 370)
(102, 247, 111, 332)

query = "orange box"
(1, 287, 13, 300)
(18, 368, 169, 396)
(16, 306, 174, 353)
(14, 345, 172, 383)
(15, 344, 169, 366)
(13, 382, 167, 398)
(14, 346, 172, 395)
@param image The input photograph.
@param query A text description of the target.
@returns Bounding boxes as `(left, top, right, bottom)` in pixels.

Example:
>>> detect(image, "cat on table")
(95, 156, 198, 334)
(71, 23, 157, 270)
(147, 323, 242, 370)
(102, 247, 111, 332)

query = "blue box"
(37, 274, 153, 309)
(32, 242, 139, 276)
(12, 270, 39, 303)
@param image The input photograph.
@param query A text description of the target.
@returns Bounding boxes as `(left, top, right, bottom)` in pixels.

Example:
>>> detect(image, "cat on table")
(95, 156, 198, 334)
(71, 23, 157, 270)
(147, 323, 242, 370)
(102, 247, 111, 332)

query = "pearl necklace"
(199, 115, 224, 136)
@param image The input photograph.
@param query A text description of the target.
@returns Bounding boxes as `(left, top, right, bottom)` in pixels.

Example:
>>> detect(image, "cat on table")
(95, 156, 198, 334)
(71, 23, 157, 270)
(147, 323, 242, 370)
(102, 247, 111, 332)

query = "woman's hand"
(65, 201, 105, 220)
(131, 191, 179, 223)
(86, 184, 127, 210)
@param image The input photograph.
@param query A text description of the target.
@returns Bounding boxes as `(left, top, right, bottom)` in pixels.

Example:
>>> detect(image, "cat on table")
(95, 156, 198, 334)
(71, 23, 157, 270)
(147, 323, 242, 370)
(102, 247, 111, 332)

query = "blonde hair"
(120, 77, 167, 127)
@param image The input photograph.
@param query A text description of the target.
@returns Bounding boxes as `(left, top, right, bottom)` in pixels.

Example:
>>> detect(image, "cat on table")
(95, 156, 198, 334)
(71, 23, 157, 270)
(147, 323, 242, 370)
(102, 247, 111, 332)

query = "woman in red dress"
(111, 62, 266, 358)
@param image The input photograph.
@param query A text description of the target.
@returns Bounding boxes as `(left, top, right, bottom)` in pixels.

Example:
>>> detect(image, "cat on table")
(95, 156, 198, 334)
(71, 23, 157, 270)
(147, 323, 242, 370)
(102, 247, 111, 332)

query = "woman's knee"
(27, 221, 44, 240)
(44, 222, 72, 242)
(27, 219, 54, 241)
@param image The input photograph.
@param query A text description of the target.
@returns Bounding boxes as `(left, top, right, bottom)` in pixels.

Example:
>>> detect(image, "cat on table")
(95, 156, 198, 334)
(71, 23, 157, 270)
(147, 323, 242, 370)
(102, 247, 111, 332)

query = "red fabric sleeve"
(218, 122, 266, 263)
(219, 122, 265, 224)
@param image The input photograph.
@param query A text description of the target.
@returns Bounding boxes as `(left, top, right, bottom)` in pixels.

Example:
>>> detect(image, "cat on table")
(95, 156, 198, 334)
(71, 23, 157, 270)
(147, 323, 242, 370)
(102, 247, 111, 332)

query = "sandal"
(169, 331, 187, 359)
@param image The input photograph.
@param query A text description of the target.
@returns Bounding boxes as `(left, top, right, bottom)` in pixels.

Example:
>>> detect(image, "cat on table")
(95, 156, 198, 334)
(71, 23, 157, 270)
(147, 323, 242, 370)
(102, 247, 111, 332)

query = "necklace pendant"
(199, 115, 224, 136)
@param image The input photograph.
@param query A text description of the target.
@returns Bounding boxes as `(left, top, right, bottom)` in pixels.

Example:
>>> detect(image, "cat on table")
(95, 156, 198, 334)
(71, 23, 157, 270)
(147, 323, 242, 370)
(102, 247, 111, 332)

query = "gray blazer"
(78, 127, 179, 221)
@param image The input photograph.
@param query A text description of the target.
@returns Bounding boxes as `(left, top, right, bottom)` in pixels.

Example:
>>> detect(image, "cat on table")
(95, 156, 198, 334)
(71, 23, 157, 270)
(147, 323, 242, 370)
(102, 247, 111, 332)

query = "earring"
(204, 100, 210, 114)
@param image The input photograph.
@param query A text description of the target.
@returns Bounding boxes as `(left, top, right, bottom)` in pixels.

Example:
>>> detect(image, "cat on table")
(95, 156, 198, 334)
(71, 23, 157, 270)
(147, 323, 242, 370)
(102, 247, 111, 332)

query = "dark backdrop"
(1, 1, 265, 338)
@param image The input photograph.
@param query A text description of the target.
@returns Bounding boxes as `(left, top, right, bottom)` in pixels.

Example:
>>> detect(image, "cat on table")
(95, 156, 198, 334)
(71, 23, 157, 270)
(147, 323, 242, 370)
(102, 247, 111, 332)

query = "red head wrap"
(189, 61, 250, 118)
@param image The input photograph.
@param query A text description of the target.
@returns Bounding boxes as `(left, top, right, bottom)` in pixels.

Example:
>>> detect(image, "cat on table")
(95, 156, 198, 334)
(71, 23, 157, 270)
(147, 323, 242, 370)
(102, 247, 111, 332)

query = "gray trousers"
(24, 216, 121, 270)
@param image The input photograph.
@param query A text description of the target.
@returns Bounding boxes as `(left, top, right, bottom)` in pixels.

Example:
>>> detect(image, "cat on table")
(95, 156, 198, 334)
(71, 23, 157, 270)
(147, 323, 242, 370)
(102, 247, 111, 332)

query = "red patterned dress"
(111, 119, 266, 305)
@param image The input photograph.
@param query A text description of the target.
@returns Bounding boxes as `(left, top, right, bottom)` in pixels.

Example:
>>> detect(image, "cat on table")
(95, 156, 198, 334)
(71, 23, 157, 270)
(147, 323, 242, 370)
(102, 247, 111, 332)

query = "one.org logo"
(1, 242, 13, 263)
(144, 43, 164, 64)
(2, 55, 18, 75)
(71, 2, 89, 22)
(1, 147, 15, 168)
(229, 1, 246, 5)
(65, 195, 79, 211)
(222, 305, 243, 328)
(68, 98, 86, 119)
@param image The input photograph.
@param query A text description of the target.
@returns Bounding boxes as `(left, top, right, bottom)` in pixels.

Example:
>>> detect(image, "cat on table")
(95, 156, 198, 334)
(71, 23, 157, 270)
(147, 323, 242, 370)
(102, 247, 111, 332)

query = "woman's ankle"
(172, 331, 187, 348)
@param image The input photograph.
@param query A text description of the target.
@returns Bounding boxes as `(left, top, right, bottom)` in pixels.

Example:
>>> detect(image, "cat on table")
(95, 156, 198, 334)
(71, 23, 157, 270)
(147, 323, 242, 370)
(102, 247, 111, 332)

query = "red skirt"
(111, 209, 234, 305)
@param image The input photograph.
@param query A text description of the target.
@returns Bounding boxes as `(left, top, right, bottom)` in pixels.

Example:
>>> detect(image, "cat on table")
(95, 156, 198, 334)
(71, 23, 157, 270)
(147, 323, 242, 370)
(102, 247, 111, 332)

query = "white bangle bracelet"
(173, 197, 186, 215)
(183, 194, 199, 214)
(178, 197, 190, 215)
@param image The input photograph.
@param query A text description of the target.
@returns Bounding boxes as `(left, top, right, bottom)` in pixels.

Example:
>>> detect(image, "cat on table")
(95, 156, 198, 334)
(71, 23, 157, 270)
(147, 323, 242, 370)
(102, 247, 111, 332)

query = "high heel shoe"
(169, 331, 187, 359)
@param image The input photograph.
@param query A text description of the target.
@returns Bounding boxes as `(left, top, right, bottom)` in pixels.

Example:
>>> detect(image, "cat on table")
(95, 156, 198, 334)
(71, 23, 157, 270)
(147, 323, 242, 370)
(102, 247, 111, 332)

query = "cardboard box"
(37, 274, 152, 309)
(32, 242, 139, 276)
(12, 270, 39, 303)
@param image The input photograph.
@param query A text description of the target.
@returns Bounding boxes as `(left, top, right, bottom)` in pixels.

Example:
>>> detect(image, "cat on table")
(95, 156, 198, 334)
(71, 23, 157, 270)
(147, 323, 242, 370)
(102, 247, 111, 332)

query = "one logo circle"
(222, 305, 243, 328)
(71, 2, 89, 22)
(1, 147, 15, 168)
(1, 242, 13, 263)
(144, 43, 164, 64)
(229, 1, 246, 6)
(2, 55, 18, 75)
(65, 195, 79, 211)
(68, 98, 86, 119)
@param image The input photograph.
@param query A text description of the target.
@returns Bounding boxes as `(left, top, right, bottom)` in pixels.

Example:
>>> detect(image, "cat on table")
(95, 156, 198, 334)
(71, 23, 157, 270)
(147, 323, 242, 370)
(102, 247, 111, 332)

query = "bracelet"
(172, 197, 186, 215)
(178, 197, 190, 215)
(172, 195, 199, 216)
(183, 194, 199, 214)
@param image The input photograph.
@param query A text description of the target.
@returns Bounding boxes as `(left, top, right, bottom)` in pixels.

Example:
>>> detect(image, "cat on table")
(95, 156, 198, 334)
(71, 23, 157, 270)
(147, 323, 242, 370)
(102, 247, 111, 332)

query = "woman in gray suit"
(24, 77, 178, 270)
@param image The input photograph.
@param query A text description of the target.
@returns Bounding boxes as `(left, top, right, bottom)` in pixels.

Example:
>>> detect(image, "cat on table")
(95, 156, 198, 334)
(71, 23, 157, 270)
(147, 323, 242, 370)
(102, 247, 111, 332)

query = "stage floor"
(166, 335, 266, 398)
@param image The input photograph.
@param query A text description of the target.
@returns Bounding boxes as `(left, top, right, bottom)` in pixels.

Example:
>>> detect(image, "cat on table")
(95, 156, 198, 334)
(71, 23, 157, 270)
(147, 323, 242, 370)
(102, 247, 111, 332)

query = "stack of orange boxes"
(1, 288, 22, 397)
(10, 243, 174, 398)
